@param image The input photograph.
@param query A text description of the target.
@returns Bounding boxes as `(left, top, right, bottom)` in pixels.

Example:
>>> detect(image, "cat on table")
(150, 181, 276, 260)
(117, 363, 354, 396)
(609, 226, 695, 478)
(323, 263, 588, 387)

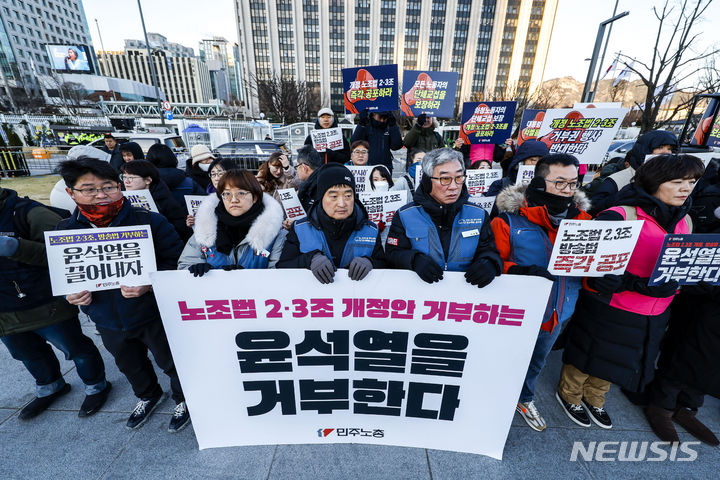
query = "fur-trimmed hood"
(193, 192, 284, 251)
(496, 183, 591, 214)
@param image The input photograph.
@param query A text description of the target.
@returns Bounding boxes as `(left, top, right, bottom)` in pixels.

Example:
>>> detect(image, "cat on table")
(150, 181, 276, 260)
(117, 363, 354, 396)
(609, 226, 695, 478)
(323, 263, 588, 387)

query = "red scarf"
(77, 198, 124, 227)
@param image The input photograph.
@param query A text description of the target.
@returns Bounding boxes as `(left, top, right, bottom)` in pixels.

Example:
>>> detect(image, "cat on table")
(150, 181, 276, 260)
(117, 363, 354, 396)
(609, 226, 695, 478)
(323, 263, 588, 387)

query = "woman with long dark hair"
(256, 152, 300, 201)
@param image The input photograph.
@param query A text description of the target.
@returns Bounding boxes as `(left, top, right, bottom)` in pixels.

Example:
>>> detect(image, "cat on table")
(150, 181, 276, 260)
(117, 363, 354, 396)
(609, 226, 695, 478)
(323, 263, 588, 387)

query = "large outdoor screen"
(45, 44, 94, 73)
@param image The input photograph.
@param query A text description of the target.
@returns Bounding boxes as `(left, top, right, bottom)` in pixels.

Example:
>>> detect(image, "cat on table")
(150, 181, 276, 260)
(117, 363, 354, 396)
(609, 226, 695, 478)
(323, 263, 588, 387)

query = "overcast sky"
(83, 0, 720, 87)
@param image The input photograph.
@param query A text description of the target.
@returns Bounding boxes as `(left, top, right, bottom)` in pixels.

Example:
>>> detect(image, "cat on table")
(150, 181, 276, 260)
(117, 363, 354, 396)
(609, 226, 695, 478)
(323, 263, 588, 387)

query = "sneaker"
(555, 391, 591, 427)
(168, 401, 191, 433)
(126, 392, 165, 430)
(78, 382, 112, 418)
(516, 401, 547, 431)
(582, 399, 612, 429)
(19, 383, 71, 420)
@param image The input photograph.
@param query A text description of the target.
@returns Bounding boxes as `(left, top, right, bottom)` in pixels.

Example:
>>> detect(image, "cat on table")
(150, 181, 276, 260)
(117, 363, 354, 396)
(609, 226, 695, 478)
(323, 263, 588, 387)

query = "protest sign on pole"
(515, 164, 535, 185)
(460, 102, 516, 145)
(277, 188, 307, 221)
(466, 169, 502, 196)
(536, 108, 628, 164)
(123, 190, 159, 213)
(469, 195, 496, 213)
(310, 127, 345, 152)
(346, 165, 372, 193)
(649, 234, 720, 285)
(400, 70, 459, 118)
(343, 64, 398, 114)
(573, 102, 623, 109)
(703, 114, 720, 147)
(45, 225, 157, 295)
(517, 109, 545, 146)
(547, 219, 644, 277)
(150, 269, 553, 458)
(358, 190, 408, 225)
(184, 195, 206, 217)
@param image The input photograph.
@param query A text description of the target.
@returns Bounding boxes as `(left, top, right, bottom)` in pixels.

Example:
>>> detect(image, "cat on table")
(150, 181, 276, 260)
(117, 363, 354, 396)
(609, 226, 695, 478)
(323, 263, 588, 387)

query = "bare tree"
(249, 73, 321, 124)
(618, 0, 720, 132)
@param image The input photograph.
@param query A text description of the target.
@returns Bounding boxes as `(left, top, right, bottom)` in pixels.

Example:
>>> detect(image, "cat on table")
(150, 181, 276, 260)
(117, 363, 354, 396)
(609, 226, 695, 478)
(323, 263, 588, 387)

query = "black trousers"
(651, 372, 704, 411)
(98, 319, 184, 404)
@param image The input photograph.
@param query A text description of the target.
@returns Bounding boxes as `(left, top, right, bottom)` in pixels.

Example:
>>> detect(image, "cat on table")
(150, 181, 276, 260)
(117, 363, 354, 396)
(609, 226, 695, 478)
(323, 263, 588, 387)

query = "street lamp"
(581, 11, 630, 103)
(137, 0, 165, 126)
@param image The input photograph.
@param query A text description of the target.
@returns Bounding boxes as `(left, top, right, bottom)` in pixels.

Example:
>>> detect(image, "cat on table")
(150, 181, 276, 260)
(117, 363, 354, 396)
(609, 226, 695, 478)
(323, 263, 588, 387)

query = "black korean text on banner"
(277, 188, 307, 221)
(346, 165, 372, 193)
(45, 225, 157, 295)
(650, 234, 720, 285)
(123, 190, 159, 213)
(547, 220, 644, 277)
(310, 127, 344, 152)
(466, 169, 502, 196)
(150, 269, 552, 459)
(358, 190, 408, 226)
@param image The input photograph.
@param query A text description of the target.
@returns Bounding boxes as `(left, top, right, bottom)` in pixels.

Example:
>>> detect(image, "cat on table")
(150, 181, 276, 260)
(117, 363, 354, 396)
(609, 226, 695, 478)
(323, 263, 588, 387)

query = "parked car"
(603, 140, 635, 164)
(212, 140, 290, 171)
(128, 133, 189, 164)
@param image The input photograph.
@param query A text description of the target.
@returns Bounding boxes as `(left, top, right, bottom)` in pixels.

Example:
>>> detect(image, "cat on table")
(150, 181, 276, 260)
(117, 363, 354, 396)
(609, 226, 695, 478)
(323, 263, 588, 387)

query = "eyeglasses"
(209, 170, 226, 179)
(430, 175, 467, 186)
(120, 174, 141, 182)
(353, 149, 369, 155)
(545, 179, 579, 190)
(71, 184, 121, 197)
(221, 191, 252, 201)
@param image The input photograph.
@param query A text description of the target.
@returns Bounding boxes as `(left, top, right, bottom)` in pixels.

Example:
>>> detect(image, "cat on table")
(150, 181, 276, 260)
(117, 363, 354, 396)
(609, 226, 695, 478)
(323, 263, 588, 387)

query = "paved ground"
(1, 317, 718, 480)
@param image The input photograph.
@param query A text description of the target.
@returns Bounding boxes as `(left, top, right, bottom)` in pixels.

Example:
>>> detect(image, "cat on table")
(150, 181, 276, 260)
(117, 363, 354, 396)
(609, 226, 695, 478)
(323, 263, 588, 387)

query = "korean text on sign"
(650, 234, 720, 285)
(547, 220, 643, 277)
(358, 190, 408, 225)
(277, 188, 307, 220)
(310, 127, 345, 152)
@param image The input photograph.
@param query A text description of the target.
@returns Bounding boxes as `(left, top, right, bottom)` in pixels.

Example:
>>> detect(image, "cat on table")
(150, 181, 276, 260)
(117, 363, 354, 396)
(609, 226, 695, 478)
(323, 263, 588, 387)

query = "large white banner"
(46, 225, 157, 295)
(547, 219, 644, 277)
(277, 188, 307, 221)
(311, 127, 344, 152)
(537, 107, 628, 164)
(150, 270, 552, 459)
(358, 190, 408, 225)
(123, 189, 159, 213)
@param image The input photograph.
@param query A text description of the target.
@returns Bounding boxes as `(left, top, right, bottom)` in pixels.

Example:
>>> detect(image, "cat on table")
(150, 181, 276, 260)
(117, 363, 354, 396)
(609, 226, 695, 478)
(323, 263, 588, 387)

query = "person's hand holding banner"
(66, 290, 92, 306)
(120, 285, 152, 298)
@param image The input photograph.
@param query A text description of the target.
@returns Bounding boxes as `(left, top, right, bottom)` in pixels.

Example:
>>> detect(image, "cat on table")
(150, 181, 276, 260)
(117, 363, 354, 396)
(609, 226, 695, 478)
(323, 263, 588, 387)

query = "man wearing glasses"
(490, 153, 591, 433)
(56, 158, 190, 433)
(385, 148, 502, 287)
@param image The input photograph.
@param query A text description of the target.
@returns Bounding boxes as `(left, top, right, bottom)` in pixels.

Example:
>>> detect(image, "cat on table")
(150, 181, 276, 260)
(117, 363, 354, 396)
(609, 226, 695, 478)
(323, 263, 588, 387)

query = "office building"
(125, 33, 195, 58)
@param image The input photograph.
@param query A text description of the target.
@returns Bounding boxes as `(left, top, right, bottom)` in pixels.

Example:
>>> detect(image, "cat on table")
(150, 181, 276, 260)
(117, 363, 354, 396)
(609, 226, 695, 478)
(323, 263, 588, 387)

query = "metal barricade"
(0, 147, 31, 177)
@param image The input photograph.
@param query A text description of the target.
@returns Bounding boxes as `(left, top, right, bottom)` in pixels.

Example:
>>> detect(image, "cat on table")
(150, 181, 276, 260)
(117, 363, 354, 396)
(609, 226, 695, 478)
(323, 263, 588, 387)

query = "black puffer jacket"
(150, 180, 192, 241)
(349, 116, 403, 172)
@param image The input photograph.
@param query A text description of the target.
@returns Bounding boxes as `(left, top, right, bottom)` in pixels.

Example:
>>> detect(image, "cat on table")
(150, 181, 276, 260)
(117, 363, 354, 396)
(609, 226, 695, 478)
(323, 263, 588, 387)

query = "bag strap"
(619, 205, 637, 221)
(684, 214, 693, 233)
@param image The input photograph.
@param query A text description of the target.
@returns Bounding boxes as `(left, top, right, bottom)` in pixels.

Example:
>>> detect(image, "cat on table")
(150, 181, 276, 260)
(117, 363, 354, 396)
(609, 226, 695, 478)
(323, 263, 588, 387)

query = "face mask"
(374, 181, 389, 192)
(198, 163, 210, 171)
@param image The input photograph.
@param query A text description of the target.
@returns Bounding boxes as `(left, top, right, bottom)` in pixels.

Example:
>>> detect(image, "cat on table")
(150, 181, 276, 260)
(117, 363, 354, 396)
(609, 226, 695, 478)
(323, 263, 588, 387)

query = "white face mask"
(374, 181, 389, 192)
(197, 163, 210, 171)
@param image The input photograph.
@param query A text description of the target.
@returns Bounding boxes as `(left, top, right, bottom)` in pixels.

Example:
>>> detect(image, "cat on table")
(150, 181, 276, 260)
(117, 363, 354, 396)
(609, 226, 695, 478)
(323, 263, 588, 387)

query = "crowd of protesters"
(1, 110, 718, 450)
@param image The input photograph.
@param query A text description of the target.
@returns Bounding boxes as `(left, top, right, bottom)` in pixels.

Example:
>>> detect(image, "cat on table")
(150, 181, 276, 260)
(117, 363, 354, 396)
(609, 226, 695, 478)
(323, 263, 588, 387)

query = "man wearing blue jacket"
(57, 158, 189, 433)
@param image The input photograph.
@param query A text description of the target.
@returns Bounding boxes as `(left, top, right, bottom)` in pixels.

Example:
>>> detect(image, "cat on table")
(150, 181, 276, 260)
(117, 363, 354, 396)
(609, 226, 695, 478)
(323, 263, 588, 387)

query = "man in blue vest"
(490, 153, 592, 432)
(277, 165, 385, 282)
(385, 148, 502, 286)
(0, 185, 110, 419)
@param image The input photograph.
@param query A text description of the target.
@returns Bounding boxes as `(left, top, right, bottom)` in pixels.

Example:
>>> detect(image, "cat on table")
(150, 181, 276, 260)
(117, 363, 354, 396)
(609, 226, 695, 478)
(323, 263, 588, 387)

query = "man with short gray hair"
(385, 148, 502, 286)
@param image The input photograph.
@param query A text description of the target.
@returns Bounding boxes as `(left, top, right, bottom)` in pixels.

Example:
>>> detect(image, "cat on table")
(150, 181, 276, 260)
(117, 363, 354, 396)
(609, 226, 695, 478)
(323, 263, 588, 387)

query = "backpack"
(12, 197, 71, 239)
(619, 205, 693, 233)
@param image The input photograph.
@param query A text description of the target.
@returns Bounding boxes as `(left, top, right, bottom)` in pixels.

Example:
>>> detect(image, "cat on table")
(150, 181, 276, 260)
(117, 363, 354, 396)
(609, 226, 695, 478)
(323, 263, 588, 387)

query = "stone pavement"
(1, 317, 718, 480)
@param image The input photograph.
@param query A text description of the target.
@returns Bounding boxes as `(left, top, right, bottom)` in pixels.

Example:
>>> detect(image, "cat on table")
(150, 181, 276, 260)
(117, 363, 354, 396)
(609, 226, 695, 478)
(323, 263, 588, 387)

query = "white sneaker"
(516, 401, 547, 431)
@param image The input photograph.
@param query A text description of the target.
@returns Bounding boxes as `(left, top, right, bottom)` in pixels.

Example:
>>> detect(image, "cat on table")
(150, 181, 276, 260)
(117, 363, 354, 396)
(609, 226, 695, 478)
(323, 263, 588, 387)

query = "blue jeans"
(519, 323, 564, 403)
(1, 318, 106, 397)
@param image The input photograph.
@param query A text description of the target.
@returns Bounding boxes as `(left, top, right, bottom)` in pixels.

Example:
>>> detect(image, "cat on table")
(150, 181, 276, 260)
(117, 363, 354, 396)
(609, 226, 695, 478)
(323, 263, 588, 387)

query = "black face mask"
(525, 176, 574, 216)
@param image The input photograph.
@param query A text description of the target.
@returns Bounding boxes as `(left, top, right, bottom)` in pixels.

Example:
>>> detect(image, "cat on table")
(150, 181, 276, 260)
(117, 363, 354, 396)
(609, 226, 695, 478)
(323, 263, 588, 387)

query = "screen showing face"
(46, 44, 93, 73)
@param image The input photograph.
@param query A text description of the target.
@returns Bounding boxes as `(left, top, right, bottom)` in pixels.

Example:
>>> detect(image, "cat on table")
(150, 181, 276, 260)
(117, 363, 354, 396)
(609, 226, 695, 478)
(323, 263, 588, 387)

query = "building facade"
(125, 33, 195, 58)
(97, 49, 213, 104)
(235, 0, 558, 115)
(0, 0, 95, 95)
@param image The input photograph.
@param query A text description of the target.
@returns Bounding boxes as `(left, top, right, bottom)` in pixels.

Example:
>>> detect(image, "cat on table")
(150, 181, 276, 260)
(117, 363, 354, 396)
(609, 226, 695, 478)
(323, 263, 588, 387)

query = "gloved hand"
(629, 275, 679, 298)
(348, 256, 373, 281)
(222, 264, 244, 271)
(358, 108, 370, 125)
(310, 253, 336, 284)
(682, 281, 720, 298)
(0, 236, 19, 257)
(507, 264, 555, 282)
(188, 263, 211, 277)
(465, 259, 500, 288)
(416, 113, 427, 128)
(385, 113, 396, 127)
(412, 252, 443, 283)
(586, 273, 626, 294)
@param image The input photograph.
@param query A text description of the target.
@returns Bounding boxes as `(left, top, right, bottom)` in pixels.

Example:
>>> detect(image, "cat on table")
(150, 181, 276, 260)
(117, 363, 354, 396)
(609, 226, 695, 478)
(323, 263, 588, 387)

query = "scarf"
(77, 198, 124, 227)
(525, 176, 574, 222)
(215, 200, 264, 254)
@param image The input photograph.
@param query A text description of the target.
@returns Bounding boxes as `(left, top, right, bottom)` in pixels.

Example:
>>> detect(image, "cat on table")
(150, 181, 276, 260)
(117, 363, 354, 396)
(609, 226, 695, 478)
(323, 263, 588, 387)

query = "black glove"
(465, 259, 500, 288)
(385, 113, 396, 127)
(348, 256, 373, 281)
(507, 264, 555, 282)
(222, 264, 245, 271)
(188, 263, 211, 277)
(626, 273, 679, 298)
(310, 253, 336, 284)
(586, 274, 626, 294)
(682, 281, 719, 298)
(416, 113, 427, 128)
(358, 108, 369, 125)
(412, 252, 443, 283)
